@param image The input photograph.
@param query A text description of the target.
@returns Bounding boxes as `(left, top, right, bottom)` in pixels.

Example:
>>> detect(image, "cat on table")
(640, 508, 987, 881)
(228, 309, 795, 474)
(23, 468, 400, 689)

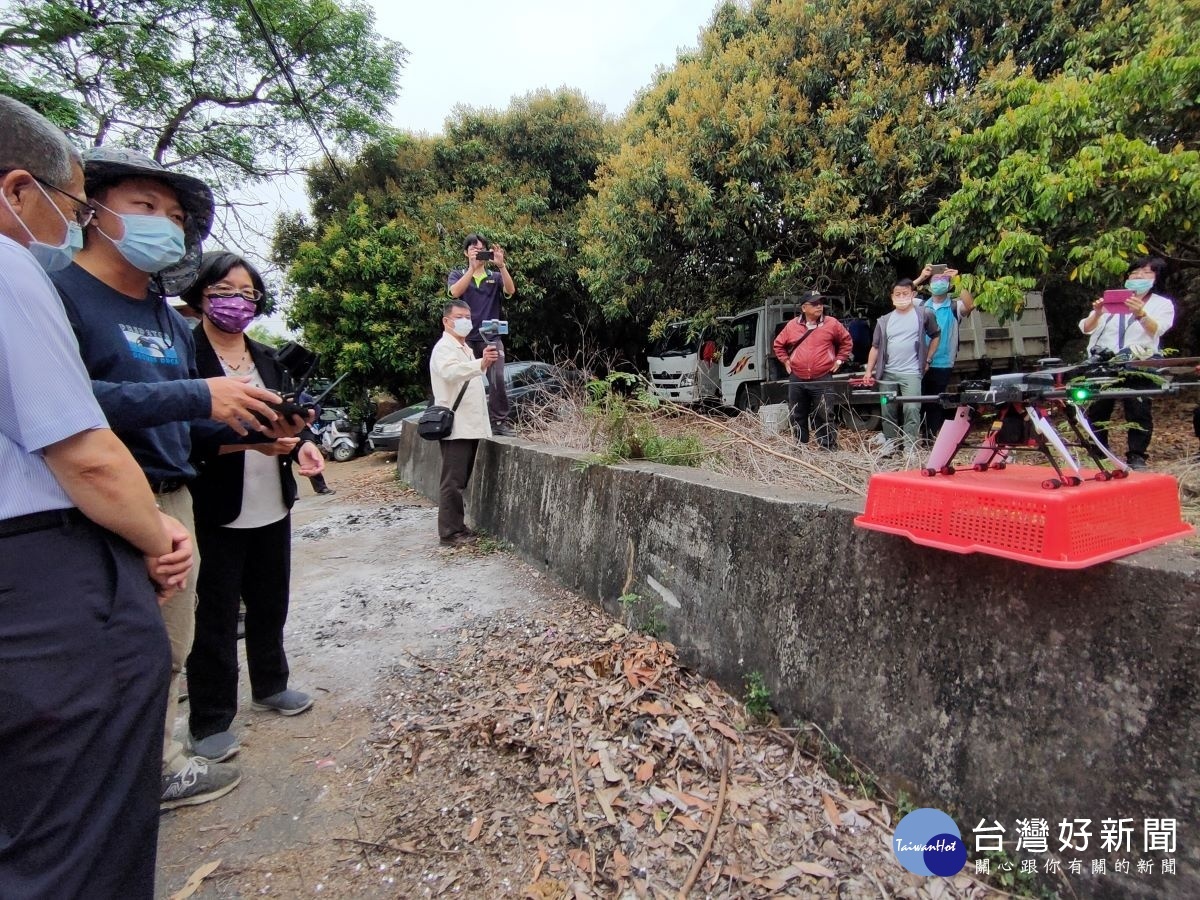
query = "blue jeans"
(881, 371, 923, 447)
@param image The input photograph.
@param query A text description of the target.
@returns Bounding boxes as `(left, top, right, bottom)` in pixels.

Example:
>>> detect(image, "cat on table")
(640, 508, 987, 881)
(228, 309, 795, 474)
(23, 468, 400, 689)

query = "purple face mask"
(206, 294, 258, 333)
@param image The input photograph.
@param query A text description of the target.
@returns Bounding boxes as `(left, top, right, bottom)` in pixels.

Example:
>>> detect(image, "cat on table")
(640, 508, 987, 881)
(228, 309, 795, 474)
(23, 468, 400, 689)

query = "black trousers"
(787, 376, 838, 448)
(187, 515, 292, 739)
(1086, 373, 1156, 458)
(0, 515, 169, 900)
(439, 439, 478, 539)
(921, 367, 954, 437)
(467, 337, 509, 425)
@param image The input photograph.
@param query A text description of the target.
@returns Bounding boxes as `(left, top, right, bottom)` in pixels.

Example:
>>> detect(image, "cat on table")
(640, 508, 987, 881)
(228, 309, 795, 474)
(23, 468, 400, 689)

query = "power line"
(244, 0, 346, 182)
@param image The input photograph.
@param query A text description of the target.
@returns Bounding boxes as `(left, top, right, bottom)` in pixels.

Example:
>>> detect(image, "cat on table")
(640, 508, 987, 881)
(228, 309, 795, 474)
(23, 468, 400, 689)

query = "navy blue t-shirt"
(447, 268, 509, 342)
(52, 263, 212, 483)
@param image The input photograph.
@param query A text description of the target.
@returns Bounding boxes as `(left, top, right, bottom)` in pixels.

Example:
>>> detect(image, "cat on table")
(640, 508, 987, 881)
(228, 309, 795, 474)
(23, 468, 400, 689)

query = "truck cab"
(646, 321, 721, 404)
(718, 297, 801, 410)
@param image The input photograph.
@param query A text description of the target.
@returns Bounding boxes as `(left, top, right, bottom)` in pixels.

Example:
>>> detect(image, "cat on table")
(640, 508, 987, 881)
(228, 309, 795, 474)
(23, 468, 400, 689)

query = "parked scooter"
(321, 416, 360, 462)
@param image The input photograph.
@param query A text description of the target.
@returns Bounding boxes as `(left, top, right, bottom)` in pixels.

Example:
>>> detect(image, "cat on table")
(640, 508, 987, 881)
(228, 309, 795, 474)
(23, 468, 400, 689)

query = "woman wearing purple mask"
(180, 251, 324, 764)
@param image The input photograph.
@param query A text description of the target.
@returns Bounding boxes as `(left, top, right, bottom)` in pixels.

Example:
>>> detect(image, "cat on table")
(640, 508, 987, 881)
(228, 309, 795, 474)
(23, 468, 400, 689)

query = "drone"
(880, 353, 1194, 490)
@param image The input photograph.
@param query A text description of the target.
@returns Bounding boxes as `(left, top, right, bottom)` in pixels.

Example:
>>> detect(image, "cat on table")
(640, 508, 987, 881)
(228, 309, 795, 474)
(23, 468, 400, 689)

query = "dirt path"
(156, 452, 1004, 900)
(156, 453, 561, 898)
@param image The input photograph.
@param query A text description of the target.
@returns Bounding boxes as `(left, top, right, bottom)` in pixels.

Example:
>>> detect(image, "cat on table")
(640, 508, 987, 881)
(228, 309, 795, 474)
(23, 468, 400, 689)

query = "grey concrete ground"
(155, 454, 556, 898)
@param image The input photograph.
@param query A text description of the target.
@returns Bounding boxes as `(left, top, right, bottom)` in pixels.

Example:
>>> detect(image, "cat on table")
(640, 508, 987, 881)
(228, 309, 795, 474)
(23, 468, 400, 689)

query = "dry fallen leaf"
(636, 700, 672, 716)
(465, 817, 483, 842)
(611, 847, 632, 879)
(168, 859, 221, 900)
(532, 789, 558, 805)
(683, 692, 705, 709)
(796, 861, 838, 878)
(635, 759, 655, 782)
(598, 746, 623, 783)
(822, 792, 841, 829)
(595, 786, 621, 824)
(707, 718, 740, 742)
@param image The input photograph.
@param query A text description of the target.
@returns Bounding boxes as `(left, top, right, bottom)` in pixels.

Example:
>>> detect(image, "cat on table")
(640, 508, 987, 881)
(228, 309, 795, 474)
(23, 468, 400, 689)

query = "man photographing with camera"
(448, 233, 516, 436)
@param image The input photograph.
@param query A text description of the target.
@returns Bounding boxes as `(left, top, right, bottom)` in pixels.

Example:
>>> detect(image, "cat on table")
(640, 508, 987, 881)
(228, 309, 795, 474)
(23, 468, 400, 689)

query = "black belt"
(0, 507, 86, 539)
(150, 478, 188, 495)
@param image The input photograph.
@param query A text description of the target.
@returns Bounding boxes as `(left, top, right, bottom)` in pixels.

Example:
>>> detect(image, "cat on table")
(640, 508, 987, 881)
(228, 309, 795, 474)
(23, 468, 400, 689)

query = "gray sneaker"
(187, 730, 240, 763)
(160, 756, 241, 810)
(251, 689, 314, 716)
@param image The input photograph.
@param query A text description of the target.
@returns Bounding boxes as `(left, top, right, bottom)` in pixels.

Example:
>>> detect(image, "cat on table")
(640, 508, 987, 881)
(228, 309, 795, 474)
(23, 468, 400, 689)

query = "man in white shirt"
(1078, 256, 1175, 469)
(430, 299, 500, 545)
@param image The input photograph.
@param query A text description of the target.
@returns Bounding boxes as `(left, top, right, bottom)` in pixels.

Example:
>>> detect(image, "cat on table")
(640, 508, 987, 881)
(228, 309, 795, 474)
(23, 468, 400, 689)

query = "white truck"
(647, 292, 1051, 429)
(645, 320, 724, 406)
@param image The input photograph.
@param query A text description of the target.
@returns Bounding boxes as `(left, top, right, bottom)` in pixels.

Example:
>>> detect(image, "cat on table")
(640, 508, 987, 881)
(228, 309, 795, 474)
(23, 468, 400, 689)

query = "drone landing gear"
(922, 465, 955, 477)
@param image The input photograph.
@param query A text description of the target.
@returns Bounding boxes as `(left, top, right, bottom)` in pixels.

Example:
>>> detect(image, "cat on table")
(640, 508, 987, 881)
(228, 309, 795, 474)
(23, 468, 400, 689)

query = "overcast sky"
(246, 0, 717, 331)
(377, 1, 716, 134)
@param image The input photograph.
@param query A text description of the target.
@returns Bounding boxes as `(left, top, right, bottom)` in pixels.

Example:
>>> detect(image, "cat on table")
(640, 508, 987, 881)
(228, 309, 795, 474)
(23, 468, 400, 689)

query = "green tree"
(279, 89, 620, 401)
(578, 0, 1124, 332)
(246, 323, 287, 348)
(898, 0, 1198, 335)
(0, 0, 405, 198)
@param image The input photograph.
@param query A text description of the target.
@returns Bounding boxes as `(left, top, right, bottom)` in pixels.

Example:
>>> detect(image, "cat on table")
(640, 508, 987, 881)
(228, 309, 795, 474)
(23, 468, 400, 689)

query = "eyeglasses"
(204, 283, 264, 303)
(30, 174, 96, 228)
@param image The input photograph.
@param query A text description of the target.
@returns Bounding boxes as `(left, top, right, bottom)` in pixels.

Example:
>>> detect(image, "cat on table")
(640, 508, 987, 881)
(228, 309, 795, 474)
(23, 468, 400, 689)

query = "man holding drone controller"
(448, 233, 516, 436)
(51, 147, 311, 812)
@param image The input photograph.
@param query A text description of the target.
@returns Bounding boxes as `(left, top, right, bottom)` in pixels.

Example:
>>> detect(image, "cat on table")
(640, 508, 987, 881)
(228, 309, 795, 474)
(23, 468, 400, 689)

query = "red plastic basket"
(854, 465, 1194, 569)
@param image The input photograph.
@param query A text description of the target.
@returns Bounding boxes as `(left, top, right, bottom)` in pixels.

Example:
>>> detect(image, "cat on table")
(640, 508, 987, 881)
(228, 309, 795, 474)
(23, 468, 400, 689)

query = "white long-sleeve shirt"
(1079, 292, 1175, 357)
(429, 332, 490, 440)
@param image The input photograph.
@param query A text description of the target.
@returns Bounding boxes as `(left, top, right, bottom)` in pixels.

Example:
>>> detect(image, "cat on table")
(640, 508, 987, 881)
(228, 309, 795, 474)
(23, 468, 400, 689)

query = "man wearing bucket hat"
(51, 147, 303, 810)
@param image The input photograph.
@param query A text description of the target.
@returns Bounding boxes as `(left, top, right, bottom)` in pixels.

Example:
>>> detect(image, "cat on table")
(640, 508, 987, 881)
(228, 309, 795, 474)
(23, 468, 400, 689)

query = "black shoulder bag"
(416, 383, 470, 441)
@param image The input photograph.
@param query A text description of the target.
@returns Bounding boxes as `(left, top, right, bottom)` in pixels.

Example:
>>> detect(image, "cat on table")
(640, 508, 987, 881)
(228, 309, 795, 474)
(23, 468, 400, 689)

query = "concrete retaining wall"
(398, 428, 1200, 897)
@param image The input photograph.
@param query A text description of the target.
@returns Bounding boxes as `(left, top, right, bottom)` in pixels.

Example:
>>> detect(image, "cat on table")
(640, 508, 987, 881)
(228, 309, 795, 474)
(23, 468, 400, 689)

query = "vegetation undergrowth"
(576, 373, 707, 469)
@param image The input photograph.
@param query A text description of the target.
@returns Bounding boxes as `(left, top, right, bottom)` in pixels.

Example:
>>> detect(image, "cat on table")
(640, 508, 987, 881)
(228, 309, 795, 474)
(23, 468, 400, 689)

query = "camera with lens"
(479, 319, 509, 339)
(474, 250, 494, 262)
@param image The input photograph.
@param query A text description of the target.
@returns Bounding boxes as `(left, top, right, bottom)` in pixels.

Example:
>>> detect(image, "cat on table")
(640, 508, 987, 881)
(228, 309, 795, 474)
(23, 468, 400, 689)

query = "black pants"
(0, 515, 169, 900)
(439, 439, 478, 539)
(921, 367, 954, 437)
(1086, 374, 1156, 458)
(467, 337, 509, 425)
(787, 376, 837, 448)
(187, 515, 292, 739)
(308, 473, 330, 492)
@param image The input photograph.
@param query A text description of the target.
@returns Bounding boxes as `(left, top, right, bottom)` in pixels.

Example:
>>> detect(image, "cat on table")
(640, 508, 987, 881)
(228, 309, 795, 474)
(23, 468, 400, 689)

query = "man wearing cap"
(772, 291, 854, 450)
(0, 96, 192, 899)
(51, 147, 300, 810)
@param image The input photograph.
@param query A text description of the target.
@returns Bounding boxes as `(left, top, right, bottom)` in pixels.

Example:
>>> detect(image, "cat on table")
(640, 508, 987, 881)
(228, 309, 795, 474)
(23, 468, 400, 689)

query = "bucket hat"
(81, 146, 215, 296)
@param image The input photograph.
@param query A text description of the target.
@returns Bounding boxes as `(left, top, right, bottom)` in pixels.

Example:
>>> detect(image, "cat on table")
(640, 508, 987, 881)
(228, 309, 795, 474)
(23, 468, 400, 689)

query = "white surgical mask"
(94, 206, 186, 273)
(451, 317, 473, 337)
(1, 183, 83, 272)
